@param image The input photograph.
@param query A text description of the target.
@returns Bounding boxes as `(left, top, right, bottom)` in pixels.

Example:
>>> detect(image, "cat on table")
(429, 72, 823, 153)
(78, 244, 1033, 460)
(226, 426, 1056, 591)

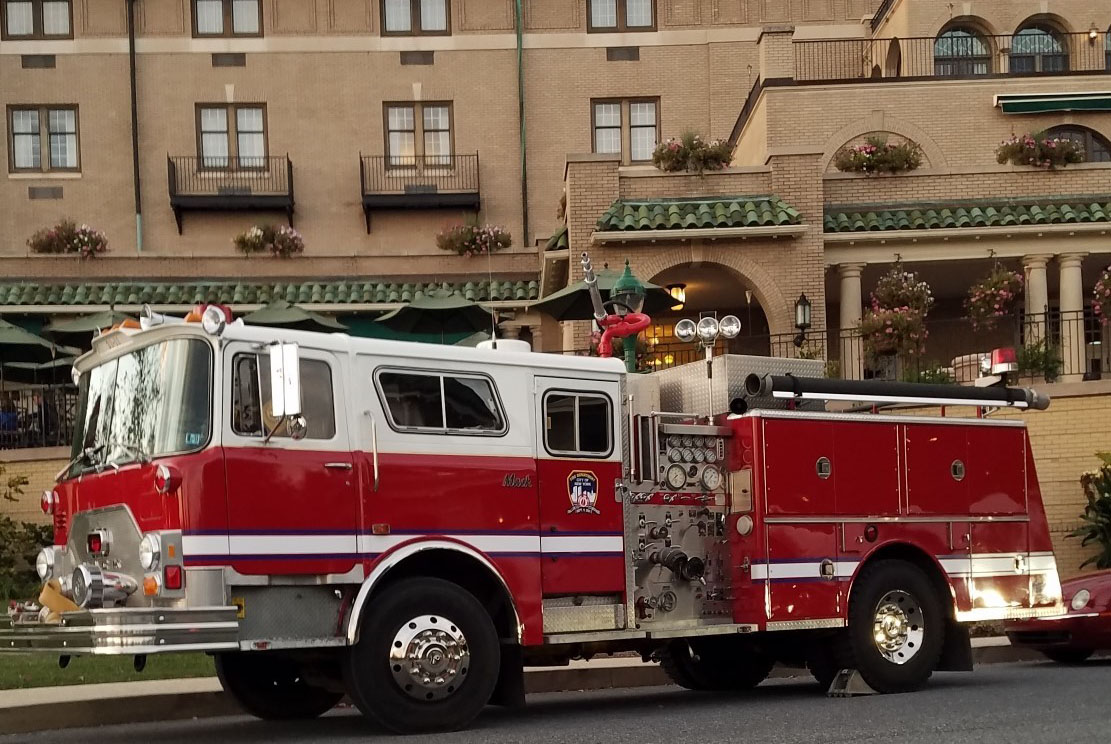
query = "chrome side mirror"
(269, 342, 302, 418)
(288, 415, 308, 441)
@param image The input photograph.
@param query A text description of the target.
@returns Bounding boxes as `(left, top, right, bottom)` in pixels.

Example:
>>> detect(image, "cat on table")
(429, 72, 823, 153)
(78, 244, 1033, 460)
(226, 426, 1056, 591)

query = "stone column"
(838, 263, 866, 380)
(1059, 253, 1088, 381)
(1023, 254, 1051, 344)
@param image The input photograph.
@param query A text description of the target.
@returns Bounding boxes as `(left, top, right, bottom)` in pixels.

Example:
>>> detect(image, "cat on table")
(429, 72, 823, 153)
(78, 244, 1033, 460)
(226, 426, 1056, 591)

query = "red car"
(1005, 570, 1111, 663)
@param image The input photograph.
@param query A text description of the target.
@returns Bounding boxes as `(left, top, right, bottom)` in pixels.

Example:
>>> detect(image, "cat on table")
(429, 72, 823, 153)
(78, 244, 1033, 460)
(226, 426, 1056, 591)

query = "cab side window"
(376, 370, 505, 434)
(231, 353, 337, 439)
(544, 392, 612, 457)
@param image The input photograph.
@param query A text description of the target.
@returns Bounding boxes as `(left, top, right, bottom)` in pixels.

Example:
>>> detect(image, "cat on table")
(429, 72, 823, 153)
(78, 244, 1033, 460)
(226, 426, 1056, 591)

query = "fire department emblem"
(567, 471, 600, 515)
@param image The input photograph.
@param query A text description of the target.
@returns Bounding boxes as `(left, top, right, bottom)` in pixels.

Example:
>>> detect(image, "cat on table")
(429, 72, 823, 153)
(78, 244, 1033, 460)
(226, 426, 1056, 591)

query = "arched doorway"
(646, 263, 772, 369)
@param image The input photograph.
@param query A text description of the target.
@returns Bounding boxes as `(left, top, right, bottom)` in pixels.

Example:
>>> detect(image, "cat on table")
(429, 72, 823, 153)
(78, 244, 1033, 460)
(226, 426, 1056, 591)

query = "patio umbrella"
(376, 289, 494, 340)
(531, 268, 677, 321)
(43, 310, 136, 349)
(0, 318, 66, 366)
(2, 356, 76, 386)
(242, 300, 347, 333)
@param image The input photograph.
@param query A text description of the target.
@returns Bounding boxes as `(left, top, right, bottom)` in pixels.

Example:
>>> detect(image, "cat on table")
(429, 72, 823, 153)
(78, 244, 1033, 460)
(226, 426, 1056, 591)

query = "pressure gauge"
(668, 448, 682, 463)
(666, 464, 687, 490)
(681, 448, 695, 463)
(668, 435, 681, 448)
(700, 466, 723, 491)
(682, 435, 694, 447)
(705, 448, 718, 464)
(693, 449, 706, 463)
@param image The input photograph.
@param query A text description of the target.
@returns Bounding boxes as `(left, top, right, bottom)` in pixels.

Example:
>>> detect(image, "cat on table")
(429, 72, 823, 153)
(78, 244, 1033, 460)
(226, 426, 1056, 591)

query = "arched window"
(1010, 23, 1068, 73)
(934, 27, 991, 76)
(1046, 125, 1111, 163)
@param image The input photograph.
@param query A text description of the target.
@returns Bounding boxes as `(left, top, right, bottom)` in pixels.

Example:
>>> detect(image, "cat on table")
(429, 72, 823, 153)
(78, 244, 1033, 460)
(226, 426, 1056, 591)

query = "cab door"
(534, 376, 625, 596)
(221, 344, 357, 576)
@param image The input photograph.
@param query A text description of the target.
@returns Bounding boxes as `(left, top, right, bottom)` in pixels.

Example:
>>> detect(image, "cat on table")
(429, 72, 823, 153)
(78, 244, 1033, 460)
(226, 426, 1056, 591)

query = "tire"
(657, 638, 775, 691)
(343, 577, 500, 734)
(832, 559, 946, 694)
(215, 652, 343, 720)
(1042, 648, 1094, 664)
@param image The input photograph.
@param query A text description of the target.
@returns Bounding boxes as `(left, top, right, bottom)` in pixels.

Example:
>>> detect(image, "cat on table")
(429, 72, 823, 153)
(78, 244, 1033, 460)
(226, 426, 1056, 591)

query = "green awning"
(995, 92, 1111, 114)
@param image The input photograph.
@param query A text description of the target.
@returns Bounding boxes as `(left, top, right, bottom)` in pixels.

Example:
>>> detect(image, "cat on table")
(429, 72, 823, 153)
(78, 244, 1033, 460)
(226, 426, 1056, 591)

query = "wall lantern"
(793, 293, 812, 348)
(667, 283, 686, 311)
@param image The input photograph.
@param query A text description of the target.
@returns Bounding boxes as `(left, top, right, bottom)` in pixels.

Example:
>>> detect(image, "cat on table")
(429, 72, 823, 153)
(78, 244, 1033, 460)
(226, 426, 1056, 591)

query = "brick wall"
(0, 449, 67, 527)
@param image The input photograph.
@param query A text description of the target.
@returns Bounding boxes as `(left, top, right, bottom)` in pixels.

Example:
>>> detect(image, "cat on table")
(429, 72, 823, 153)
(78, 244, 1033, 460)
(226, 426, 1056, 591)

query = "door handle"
(324, 462, 353, 471)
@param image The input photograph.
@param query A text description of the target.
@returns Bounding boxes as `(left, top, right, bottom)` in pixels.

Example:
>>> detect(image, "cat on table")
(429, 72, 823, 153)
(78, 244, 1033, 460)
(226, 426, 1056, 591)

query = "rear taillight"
(163, 565, 183, 590)
(40, 490, 58, 515)
(153, 464, 181, 495)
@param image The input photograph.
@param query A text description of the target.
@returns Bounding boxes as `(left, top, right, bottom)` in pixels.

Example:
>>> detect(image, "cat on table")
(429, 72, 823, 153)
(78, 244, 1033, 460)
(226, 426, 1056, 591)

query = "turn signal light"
(87, 531, 108, 556)
(163, 565, 183, 591)
(153, 464, 182, 495)
(40, 490, 58, 515)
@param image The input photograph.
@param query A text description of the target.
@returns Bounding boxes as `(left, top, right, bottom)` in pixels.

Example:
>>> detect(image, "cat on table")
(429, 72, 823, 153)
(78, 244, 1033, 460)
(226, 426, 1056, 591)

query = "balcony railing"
(359, 153, 481, 232)
(167, 155, 295, 233)
(0, 387, 79, 451)
(794, 32, 1110, 84)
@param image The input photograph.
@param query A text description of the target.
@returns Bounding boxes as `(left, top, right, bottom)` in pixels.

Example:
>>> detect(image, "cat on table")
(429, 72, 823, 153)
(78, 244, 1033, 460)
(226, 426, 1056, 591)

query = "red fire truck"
(2, 283, 1061, 734)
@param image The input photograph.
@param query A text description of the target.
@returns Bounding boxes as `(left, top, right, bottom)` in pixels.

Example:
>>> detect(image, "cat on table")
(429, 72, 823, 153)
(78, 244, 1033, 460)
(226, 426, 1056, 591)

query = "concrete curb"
(0, 641, 1105, 735)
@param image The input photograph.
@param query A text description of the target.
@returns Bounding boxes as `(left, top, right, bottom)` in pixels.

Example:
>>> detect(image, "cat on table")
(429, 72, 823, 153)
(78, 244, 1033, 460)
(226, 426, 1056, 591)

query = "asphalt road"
(5, 661, 1109, 744)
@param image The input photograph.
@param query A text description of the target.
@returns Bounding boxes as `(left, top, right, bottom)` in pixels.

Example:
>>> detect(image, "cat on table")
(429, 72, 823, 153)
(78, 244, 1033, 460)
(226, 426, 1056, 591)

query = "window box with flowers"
(652, 132, 732, 175)
(996, 133, 1084, 169)
(1095, 264, 1111, 326)
(832, 135, 923, 175)
(233, 224, 305, 258)
(435, 221, 512, 258)
(27, 219, 108, 258)
(859, 265, 934, 365)
(965, 264, 1023, 330)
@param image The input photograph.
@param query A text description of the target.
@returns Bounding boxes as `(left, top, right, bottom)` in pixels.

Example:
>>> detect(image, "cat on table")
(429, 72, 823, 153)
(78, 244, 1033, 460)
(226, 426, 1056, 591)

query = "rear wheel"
(343, 577, 500, 734)
(215, 652, 343, 720)
(657, 637, 775, 691)
(1042, 648, 1094, 664)
(814, 560, 945, 694)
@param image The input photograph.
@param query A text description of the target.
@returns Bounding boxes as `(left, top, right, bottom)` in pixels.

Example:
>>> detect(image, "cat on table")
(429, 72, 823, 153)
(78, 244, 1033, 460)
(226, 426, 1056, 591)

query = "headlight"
(1071, 588, 1091, 611)
(700, 466, 723, 491)
(35, 548, 56, 581)
(139, 534, 162, 571)
(665, 464, 687, 490)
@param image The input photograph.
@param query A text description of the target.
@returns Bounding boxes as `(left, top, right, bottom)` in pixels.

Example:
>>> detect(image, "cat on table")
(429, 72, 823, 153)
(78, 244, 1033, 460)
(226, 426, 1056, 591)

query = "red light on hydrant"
(163, 565, 183, 591)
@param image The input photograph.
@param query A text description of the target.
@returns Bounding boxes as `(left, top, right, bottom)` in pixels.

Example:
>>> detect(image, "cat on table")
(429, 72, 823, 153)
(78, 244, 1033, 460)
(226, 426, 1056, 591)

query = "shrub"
(652, 132, 732, 175)
(435, 222, 512, 258)
(233, 224, 305, 258)
(1069, 453, 1111, 570)
(1016, 338, 1062, 382)
(966, 264, 1023, 330)
(0, 464, 51, 602)
(832, 135, 923, 175)
(996, 132, 1084, 169)
(27, 219, 108, 258)
(902, 361, 955, 385)
(1095, 264, 1111, 326)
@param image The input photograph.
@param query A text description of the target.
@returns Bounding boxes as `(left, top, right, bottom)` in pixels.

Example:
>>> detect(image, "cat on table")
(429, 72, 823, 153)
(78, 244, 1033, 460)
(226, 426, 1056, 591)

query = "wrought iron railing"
(167, 155, 293, 197)
(0, 387, 78, 451)
(728, 78, 765, 146)
(360, 154, 480, 196)
(794, 32, 1109, 83)
(869, 0, 897, 32)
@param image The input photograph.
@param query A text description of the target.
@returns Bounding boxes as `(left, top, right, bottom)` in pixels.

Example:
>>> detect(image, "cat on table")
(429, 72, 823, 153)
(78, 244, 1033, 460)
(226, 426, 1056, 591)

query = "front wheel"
(215, 652, 343, 720)
(343, 577, 500, 734)
(657, 637, 775, 691)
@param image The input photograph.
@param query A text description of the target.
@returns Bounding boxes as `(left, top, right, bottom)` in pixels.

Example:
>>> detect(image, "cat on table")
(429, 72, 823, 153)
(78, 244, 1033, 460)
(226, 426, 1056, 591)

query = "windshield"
(70, 338, 213, 473)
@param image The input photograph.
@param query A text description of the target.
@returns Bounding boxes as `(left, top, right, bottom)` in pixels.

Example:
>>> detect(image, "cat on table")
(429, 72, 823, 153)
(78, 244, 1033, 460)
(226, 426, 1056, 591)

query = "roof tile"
(826, 198, 1111, 233)
(597, 196, 802, 232)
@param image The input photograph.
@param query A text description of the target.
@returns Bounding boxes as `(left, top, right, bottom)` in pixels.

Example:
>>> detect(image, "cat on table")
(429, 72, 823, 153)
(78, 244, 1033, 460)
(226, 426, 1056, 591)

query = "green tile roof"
(824, 198, 1111, 233)
(0, 280, 540, 308)
(545, 225, 569, 251)
(597, 196, 802, 231)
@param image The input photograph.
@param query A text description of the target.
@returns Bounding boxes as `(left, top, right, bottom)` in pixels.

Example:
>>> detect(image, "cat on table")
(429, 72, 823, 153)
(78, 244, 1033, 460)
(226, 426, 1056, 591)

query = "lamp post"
(793, 293, 812, 348)
(610, 260, 648, 373)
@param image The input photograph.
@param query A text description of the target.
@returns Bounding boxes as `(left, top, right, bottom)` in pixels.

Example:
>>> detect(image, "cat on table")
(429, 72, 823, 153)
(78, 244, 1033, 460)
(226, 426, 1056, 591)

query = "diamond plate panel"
(655, 355, 825, 415)
(234, 586, 343, 641)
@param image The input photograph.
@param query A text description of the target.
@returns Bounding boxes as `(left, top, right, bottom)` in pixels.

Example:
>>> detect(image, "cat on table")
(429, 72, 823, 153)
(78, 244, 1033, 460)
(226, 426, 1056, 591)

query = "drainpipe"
(514, 0, 529, 248)
(127, 0, 143, 252)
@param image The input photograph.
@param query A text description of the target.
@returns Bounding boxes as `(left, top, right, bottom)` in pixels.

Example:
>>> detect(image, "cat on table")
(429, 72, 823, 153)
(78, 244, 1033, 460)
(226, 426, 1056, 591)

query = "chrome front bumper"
(0, 606, 240, 655)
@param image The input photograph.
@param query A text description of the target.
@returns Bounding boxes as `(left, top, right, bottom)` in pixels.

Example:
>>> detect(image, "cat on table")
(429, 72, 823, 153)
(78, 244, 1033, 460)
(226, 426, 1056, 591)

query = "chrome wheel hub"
(389, 614, 470, 701)
(872, 590, 924, 665)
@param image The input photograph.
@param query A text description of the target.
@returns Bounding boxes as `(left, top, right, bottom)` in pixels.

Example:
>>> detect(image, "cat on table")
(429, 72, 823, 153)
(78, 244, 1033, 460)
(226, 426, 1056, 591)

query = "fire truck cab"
(2, 305, 1063, 733)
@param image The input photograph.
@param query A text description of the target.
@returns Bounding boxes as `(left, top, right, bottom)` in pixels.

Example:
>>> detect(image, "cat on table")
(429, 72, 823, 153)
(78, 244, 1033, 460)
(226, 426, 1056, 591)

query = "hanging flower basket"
(652, 132, 732, 175)
(996, 132, 1084, 169)
(966, 264, 1023, 330)
(234, 224, 305, 258)
(435, 222, 512, 258)
(27, 219, 108, 258)
(832, 135, 923, 175)
(1095, 264, 1111, 326)
(859, 264, 934, 362)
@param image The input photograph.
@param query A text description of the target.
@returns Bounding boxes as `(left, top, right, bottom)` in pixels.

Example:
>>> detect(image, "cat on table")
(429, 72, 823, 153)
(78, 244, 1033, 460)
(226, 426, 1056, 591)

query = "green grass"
(0, 652, 215, 690)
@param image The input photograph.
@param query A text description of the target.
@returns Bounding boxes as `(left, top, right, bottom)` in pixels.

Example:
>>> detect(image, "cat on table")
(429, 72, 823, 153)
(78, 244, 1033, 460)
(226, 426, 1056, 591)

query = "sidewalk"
(0, 637, 1089, 735)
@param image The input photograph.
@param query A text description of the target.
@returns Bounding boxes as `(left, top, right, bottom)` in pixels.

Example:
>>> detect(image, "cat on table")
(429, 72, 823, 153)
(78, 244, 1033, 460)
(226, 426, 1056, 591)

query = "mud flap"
(489, 642, 526, 708)
(936, 621, 973, 672)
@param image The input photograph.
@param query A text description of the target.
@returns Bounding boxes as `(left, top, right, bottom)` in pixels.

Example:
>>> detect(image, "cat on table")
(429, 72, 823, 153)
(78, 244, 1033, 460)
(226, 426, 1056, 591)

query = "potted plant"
(652, 132, 732, 175)
(435, 220, 512, 258)
(27, 219, 108, 258)
(832, 135, 923, 175)
(966, 264, 1023, 330)
(1095, 264, 1111, 326)
(1069, 452, 1111, 570)
(1015, 338, 1062, 383)
(233, 224, 305, 258)
(860, 264, 934, 365)
(996, 132, 1084, 169)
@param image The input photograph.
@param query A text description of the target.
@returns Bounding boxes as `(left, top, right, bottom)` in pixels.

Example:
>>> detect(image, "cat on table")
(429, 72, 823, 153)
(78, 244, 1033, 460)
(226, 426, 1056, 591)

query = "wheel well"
(370, 550, 518, 643)
(854, 543, 955, 619)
